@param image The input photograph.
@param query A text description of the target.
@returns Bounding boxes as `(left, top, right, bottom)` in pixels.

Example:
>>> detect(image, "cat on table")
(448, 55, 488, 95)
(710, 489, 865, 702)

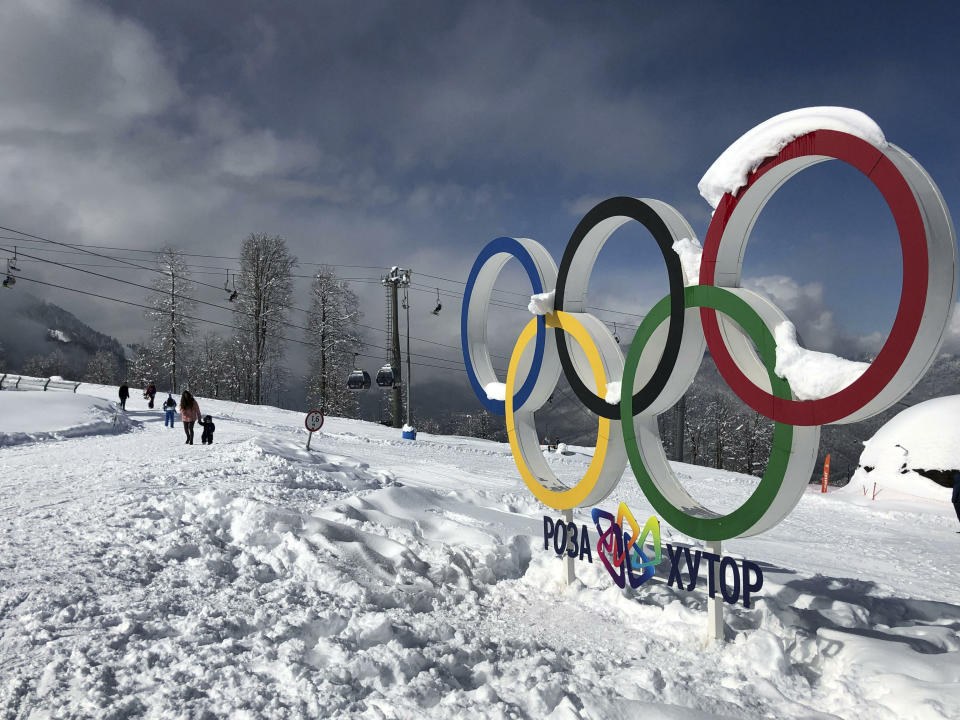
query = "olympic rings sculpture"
(461, 125, 958, 542)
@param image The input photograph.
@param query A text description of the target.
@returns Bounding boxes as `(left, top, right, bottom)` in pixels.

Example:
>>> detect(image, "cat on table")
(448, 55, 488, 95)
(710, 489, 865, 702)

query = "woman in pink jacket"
(179, 390, 201, 445)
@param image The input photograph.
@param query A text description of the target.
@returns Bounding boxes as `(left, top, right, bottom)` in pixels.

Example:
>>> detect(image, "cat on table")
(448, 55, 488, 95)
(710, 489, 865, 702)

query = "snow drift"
(0, 391, 135, 446)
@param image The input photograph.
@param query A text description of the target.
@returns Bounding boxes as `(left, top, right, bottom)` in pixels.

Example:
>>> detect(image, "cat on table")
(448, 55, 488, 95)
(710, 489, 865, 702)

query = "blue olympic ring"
(461, 237, 548, 414)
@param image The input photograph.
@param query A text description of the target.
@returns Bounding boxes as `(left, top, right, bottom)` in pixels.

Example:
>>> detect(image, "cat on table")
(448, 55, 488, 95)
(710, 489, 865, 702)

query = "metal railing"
(0, 373, 81, 393)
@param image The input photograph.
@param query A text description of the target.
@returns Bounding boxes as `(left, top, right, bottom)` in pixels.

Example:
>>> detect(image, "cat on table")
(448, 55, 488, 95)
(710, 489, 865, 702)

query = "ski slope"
(0, 385, 957, 719)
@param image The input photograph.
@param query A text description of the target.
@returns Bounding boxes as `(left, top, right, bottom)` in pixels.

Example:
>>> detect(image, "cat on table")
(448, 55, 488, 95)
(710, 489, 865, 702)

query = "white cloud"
(0, 0, 179, 134)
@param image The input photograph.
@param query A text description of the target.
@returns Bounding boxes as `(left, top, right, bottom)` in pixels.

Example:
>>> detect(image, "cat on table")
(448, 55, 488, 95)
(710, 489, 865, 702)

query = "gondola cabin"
(347, 369, 371, 390)
(376, 364, 396, 387)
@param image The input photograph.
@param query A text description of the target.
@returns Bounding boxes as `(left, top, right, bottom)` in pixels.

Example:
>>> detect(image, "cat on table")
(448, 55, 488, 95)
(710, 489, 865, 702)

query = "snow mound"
(845, 395, 960, 502)
(698, 107, 887, 209)
(241, 436, 395, 491)
(0, 392, 135, 446)
(672, 237, 703, 286)
(528, 289, 555, 315)
(774, 321, 868, 400)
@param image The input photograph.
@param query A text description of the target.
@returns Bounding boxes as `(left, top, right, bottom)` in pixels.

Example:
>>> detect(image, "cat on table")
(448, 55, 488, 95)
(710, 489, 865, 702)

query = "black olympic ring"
(554, 196, 687, 420)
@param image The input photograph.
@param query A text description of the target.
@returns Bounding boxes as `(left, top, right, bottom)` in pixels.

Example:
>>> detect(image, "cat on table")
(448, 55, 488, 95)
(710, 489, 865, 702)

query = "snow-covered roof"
(848, 395, 960, 502)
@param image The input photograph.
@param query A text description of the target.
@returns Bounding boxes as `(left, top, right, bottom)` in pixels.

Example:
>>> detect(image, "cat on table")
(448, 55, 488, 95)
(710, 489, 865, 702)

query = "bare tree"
(233, 233, 296, 404)
(146, 248, 195, 393)
(304, 266, 363, 416)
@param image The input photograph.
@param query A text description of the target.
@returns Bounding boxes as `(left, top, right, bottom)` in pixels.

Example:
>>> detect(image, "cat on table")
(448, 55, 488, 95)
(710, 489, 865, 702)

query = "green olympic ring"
(621, 286, 794, 541)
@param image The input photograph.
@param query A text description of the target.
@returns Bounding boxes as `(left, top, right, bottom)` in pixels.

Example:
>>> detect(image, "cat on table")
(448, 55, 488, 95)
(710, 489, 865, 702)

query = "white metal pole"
(562, 509, 575, 585)
(706, 539, 723, 642)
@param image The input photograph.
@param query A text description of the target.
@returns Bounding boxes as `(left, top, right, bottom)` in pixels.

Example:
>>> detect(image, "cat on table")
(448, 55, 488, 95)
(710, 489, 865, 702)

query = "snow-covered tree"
(145, 248, 195, 393)
(233, 233, 296, 405)
(83, 350, 119, 385)
(23, 349, 68, 378)
(184, 333, 231, 399)
(304, 266, 363, 416)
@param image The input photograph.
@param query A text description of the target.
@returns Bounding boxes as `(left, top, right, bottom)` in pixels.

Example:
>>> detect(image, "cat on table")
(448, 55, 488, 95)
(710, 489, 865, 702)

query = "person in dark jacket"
(144, 383, 157, 409)
(952, 470, 960, 532)
(163, 394, 177, 428)
(199, 415, 215, 445)
(118, 382, 129, 410)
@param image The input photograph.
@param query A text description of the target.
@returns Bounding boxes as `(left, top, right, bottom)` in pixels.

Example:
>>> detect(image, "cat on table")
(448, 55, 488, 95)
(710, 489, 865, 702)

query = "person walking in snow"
(198, 415, 215, 445)
(144, 383, 157, 409)
(118, 382, 129, 410)
(163, 393, 177, 428)
(179, 390, 201, 445)
(952, 470, 960, 532)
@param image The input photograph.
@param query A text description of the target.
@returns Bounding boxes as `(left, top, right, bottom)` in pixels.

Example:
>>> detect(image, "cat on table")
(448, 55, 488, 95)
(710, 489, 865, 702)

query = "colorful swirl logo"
(461, 117, 958, 542)
(592, 504, 660, 589)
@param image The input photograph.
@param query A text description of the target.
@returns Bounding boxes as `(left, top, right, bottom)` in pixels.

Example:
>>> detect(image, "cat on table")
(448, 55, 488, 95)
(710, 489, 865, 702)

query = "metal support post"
(562, 509, 575, 585)
(706, 539, 724, 642)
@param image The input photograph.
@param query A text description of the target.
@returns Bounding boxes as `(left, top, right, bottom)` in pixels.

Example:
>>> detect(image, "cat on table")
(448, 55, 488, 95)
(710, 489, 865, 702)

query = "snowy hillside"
(0, 386, 958, 719)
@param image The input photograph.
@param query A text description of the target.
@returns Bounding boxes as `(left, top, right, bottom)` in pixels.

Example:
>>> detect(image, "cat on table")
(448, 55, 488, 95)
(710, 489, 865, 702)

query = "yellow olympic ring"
(506, 311, 615, 509)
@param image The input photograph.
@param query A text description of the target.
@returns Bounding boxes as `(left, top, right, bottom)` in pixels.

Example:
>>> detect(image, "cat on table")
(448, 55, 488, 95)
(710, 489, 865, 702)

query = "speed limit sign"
(305, 410, 324, 449)
(305, 410, 324, 432)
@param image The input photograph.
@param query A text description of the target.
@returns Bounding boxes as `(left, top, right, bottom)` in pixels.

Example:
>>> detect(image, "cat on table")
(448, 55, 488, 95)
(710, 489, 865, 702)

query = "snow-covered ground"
(0, 385, 958, 719)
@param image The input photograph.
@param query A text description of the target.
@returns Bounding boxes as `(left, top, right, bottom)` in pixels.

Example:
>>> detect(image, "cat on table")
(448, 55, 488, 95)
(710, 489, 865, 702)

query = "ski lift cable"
(0, 220, 643, 343)
(15, 251, 502, 359)
(11, 273, 492, 375)
(1, 248, 478, 368)
(2, 224, 648, 320)
(0, 228, 498, 353)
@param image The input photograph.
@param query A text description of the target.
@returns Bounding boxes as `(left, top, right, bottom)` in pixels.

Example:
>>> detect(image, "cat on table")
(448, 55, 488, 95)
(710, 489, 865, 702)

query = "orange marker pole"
(820, 454, 831, 493)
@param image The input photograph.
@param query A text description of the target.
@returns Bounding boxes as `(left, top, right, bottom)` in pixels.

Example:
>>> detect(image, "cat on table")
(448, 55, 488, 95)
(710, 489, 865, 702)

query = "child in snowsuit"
(163, 394, 176, 428)
(118, 382, 129, 410)
(199, 415, 215, 445)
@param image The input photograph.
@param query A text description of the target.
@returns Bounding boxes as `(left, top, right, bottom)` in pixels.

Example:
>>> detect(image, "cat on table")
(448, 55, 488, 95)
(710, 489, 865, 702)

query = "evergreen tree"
(233, 233, 296, 404)
(83, 350, 119, 385)
(304, 266, 362, 416)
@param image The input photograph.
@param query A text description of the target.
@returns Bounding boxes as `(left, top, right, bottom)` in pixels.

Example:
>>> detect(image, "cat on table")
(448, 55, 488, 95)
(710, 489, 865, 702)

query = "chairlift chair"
(432, 288, 442, 315)
(612, 322, 620, 345)
(225, 271, 237, 302)
(2, 274, 14, 289)
(376, 364, 395, 387)
(8, 248, 19, 273)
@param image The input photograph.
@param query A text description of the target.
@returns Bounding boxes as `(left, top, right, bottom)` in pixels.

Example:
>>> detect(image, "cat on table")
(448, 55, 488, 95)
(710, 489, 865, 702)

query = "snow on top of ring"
(672, 237, 703, 286)
(698, 107, 887, 209)
(604, 381, 621, 405)
(773, 321, 868, 401)
(484, 382, 507, 401)
(528, 290, 555, 315)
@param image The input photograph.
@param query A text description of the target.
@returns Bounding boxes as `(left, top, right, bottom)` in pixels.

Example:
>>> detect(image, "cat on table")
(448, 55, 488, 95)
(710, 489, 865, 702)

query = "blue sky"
(1, 0, 958, 407)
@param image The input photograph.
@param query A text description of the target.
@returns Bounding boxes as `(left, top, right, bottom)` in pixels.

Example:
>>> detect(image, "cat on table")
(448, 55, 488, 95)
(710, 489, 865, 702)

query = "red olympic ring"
(700, 130, 929, 426)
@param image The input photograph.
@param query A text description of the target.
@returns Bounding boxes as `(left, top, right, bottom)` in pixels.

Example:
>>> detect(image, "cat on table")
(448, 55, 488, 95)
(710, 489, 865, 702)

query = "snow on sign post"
(304, 410, 324, 450)
(461, 107, 958, 645)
